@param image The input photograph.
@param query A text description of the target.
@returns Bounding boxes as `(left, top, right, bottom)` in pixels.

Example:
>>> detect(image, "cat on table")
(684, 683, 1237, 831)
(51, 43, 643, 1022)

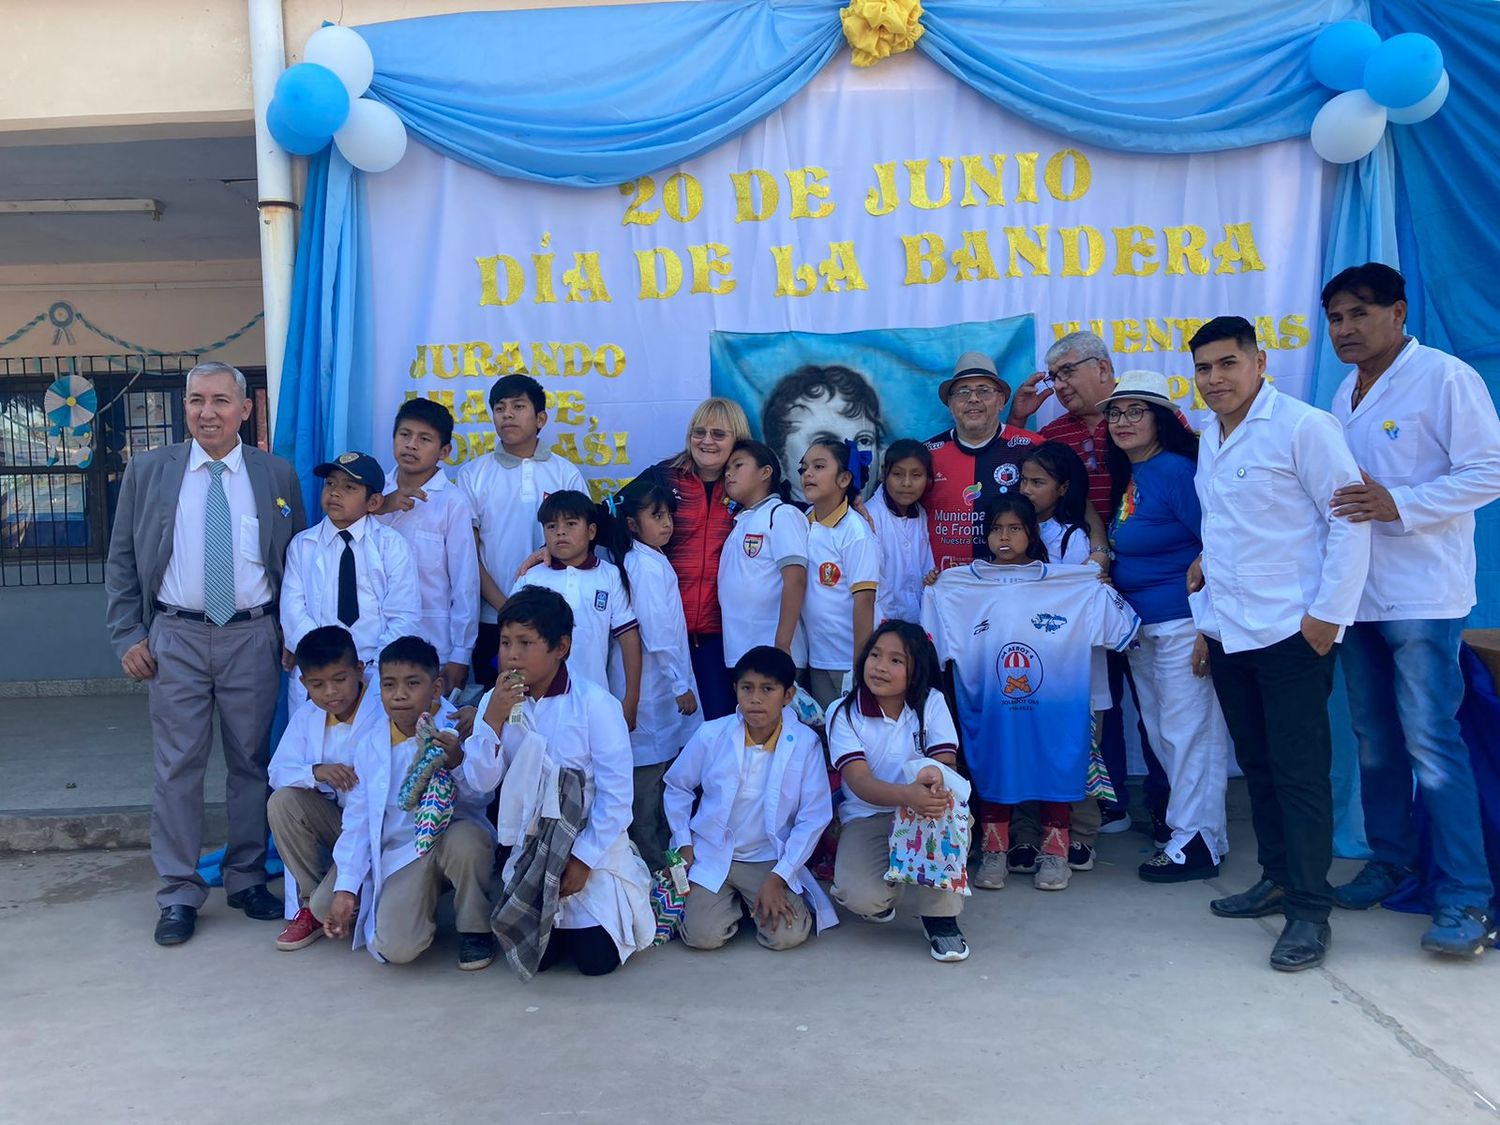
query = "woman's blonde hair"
(671, 397, 751, 472)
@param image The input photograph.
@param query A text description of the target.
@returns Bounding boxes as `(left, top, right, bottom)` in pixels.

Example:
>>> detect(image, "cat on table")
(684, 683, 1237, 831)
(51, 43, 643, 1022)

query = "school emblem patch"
(594, 590, 609, 611)
(996, 641, 1043, 700)
(743, 533, 764, 558)
(337, 451, 359, 464)
(818, 561, 842, 587)
(993, 463, 1020, 489)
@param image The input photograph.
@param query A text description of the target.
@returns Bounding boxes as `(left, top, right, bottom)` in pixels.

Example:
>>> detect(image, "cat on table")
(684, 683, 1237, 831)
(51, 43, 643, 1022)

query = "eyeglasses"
(1105, 405, 1150, 424)
(1048, 356, 1102, 384)
(949, 385, 1001, 402)
(690, 427, 731, 442)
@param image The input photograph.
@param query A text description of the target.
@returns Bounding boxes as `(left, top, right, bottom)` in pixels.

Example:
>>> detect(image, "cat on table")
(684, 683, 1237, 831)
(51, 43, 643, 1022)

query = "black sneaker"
(1007, 843, 1040, 873)
(921, 915, 970, 962)
(458, 932, 496, 971)
(1067, 841, 1096, 871)
(1098, 805, 1132, 834)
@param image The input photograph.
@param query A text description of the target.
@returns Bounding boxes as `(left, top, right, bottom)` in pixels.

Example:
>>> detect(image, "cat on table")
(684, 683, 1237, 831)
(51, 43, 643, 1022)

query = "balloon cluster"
(1309, 22, 1450, 164)
(265, 25, 408, 174)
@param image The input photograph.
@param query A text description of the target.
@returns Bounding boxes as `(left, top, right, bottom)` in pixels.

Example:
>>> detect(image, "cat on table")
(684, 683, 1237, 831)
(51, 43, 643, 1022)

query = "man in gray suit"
(106, 361, 306, 945)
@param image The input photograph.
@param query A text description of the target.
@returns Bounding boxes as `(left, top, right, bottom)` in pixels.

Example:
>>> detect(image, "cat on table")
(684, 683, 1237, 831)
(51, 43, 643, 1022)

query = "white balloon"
(303, 25, 374, 100)
(1310, 89, 1388, 164)
(334, 98, 408, 173)
(1388, 69, 1450, 125)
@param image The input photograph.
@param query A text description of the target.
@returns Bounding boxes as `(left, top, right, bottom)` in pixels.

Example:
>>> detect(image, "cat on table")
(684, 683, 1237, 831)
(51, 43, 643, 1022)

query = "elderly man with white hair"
(106, 361, 306, 946)
(1010, 331, 1169, 838)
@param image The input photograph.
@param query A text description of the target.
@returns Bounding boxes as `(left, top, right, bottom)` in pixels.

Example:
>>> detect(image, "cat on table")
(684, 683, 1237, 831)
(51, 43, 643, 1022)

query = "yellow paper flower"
(840, 0, 924, 68)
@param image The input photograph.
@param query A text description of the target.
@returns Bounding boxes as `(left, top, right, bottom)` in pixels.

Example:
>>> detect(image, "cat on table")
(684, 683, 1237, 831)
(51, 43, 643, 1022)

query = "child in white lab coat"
(664, 645, 836, 952)
(266, 626, 385, 950)
(320, 636, 499, 970)
(467, 587, 656, 977)
(603, 470, 702, 872)
(825, 621, 969, 962)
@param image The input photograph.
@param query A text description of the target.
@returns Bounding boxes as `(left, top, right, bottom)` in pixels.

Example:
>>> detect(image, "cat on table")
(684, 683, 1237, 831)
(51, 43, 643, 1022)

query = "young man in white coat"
(1187, 316, 1372, 973)
(1323, 263, 1500, 957)
(664, 645, 837, 951)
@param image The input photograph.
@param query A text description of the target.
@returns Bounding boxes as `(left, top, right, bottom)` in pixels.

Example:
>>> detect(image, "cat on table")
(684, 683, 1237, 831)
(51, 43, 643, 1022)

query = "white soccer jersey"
(921, 561, 1139, 804)
(718, 494, 809, 667)
(513, 556, 637, 689)
(803, 501, 881, 671)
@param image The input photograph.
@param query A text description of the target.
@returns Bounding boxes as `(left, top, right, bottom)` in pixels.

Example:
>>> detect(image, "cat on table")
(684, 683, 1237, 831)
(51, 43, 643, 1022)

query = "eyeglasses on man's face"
(949, 385, 1001, 402)
(1105, 405, 1150, 424)
(1048, 356, 1102, 384)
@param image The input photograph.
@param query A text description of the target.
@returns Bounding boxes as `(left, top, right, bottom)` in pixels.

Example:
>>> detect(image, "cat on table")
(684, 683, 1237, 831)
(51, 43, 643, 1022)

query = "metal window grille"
(0, 355, 268, 586)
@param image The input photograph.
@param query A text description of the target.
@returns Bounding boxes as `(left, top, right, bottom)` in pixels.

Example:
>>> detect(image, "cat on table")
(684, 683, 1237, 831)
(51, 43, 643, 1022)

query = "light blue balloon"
(1364, 33, 1444, 109)
(1310, 21, 1381, 92)
(273, 62, 351, 137)
(267, 98, 329, 156)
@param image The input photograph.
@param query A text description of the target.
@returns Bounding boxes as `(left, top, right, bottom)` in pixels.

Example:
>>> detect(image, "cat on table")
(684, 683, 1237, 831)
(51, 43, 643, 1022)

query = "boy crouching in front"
(465, 587, 656, 979)
(664, 645, 836, 952)
(321, 636, 499, 970)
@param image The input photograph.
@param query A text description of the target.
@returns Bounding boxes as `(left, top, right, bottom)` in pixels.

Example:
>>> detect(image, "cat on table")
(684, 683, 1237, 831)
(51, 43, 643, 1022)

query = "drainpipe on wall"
(246, 0, 295, 437)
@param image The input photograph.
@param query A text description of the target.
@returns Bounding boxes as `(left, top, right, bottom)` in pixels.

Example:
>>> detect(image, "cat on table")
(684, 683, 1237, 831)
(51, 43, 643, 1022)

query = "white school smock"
(606, 544, 703, 766)
(1331, 338, 1500, 622)
(662, 708, 838, 932)
(866, 486, 935, 625)
(331, 698, 497, 958)
(280, 515, 422, 663)
(718, 494, 809, 667)
(464, 666, 656, 961)
(513, 555, 637, 689)
(457, 446, 586, 624)
(1194, 381, 1371, 654)
(268, 677, 385, 803)
(803, 501, 881, 671)
(825, 687, 959, 824)
(377, 467, 480, 667)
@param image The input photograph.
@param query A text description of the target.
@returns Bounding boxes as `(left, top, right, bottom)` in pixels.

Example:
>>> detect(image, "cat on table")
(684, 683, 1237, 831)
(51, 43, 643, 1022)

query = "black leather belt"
(155, 601, 275, 625)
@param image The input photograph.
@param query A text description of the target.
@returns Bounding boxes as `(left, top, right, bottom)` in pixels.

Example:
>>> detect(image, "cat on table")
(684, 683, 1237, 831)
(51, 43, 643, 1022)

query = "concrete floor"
(3, 835, 1497, 1123)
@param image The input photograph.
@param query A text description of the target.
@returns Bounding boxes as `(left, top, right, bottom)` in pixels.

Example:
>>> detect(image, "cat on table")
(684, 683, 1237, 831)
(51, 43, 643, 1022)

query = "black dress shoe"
(155, 905, 197, 946)
(1139, 832, 1220, 884)
(1210, 878, 1286, 918)
(1270, 919, 1331, 972)
(226, 885, 283, 921)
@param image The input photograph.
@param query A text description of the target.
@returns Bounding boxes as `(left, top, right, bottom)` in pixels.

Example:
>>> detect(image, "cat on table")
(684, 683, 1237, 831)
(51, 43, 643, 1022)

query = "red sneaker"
(275, 907, 324, 951)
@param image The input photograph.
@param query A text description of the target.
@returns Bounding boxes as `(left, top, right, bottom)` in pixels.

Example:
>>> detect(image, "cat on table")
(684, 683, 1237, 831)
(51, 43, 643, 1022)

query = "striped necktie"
(203, 461, 236, 626)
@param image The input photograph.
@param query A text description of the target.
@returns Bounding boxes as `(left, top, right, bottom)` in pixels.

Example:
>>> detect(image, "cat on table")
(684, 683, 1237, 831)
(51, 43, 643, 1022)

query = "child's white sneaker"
(974, 850, 1008, 890)
(1035, 853, 1071, 891)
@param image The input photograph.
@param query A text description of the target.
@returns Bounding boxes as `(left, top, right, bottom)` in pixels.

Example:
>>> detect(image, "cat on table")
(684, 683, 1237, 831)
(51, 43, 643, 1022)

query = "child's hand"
(281, 647, 296, 672)
(442, 662, 470, 692)
(675, 690, 698, 716)
(905, 776, 951, 819)
(513, 547, 549, 580)
(379, 485, 427, 514)
(623, 696, 639, 732)
(452, 705, 477, 740)
(323, 891, 357, 939)
(676, 844, 694, 871)
(560, 856, 592, 898)
(922, 567, 941, 588)
(752, 873, 796, 933)
(487, 674, 527, 726)
(431, 726, 464, 769)
(311, 762, 359, 791)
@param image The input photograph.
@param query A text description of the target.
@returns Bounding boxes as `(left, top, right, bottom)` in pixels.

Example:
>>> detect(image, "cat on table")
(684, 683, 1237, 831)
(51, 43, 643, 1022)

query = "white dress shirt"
(456, 447, 587, 624)
(280, 515, 422, 662)
(1194, 380, 1372, 653)
(1332, 337, 1500, 621)
(159, 439, 272, 611)
(377, 467, 481, 665)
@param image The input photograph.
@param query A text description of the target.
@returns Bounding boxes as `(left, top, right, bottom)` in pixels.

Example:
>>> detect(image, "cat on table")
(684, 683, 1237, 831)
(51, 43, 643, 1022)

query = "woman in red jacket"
(654, 397, 751, 719)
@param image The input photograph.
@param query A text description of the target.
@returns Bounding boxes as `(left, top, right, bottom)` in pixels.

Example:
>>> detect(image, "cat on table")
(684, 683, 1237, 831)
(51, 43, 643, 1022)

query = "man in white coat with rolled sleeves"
(1185, 316, 1371, 973)
(1322, 262, 1500, 957)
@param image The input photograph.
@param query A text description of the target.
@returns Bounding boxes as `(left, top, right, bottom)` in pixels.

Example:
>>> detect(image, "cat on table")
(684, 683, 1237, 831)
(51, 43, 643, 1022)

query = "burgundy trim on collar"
(547, 553, 600, 571)
(856, 685, 885, 718)
(541, 664, 571, 698)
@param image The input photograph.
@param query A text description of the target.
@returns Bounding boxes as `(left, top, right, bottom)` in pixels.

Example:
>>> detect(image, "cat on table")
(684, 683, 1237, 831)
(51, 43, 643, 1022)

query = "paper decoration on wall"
(43, 375, 96, 468)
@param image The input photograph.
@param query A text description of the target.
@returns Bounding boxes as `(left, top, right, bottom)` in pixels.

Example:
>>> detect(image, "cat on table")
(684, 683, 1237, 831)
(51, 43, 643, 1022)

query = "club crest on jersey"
(594, 591, 609, 611)
(962, 482, 983, 504)
(993, 463, 1020, 489)
(743, 533, 764, 558)
(996, 641, 1043, 700)
(818, 561, 842, 587)
(1032, 612, 1067, 633)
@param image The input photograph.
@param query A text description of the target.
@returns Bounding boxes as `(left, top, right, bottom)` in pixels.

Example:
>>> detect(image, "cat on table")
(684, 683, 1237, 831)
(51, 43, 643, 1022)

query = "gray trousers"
(148, 612, 281, 909)
(680, 859, 813, 952)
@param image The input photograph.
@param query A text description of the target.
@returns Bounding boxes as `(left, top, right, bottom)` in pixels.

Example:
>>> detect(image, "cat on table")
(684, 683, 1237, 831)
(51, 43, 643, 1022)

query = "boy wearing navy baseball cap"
(279, 451, 422, 700)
